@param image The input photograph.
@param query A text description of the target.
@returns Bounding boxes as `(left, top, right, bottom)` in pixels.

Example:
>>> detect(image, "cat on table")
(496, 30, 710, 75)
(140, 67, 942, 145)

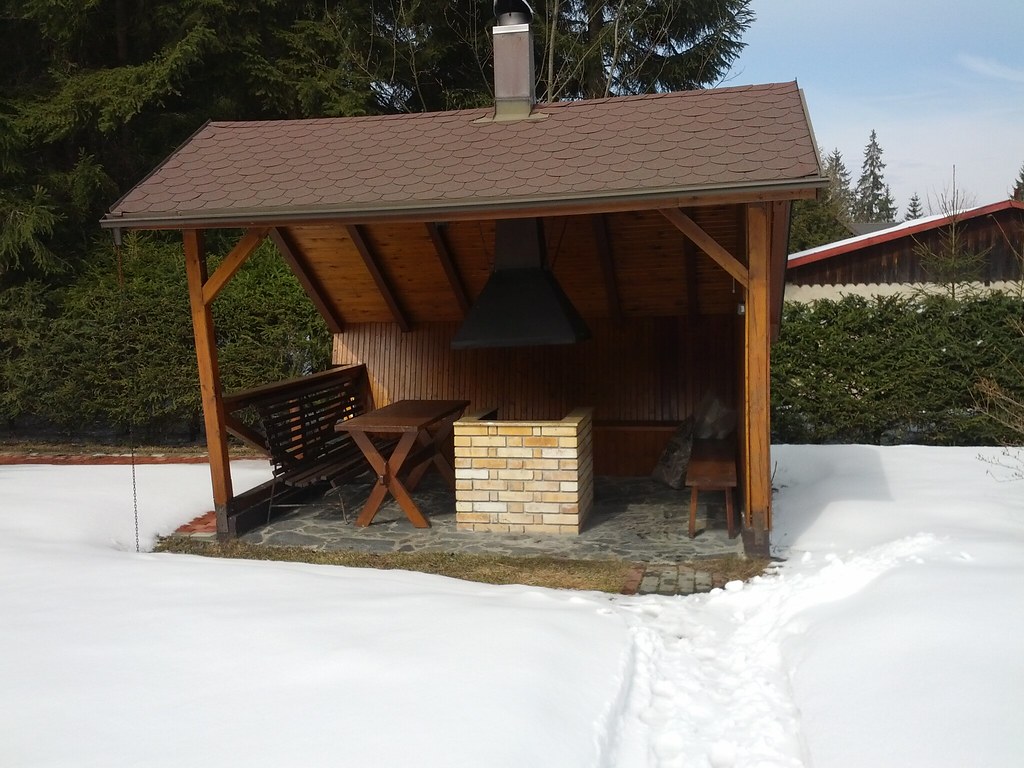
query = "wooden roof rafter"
(346, 224, 412, 332)
(268, 227, 345, 334)
(659, 207, 749, 289)
(426, 222, 470, 315)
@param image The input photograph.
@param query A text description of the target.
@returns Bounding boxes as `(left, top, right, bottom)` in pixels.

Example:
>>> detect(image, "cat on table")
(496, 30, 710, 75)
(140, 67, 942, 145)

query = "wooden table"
(336, 399, 470, 528)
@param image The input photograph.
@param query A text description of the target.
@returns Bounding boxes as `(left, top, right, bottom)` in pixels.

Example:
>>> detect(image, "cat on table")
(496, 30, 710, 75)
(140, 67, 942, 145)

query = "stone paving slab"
(629, 565, 732, 596)
(238, 475, 745, 595)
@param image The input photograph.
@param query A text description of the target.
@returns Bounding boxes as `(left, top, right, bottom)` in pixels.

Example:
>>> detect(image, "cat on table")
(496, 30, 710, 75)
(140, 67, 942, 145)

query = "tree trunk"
(584, 1, 605, 100)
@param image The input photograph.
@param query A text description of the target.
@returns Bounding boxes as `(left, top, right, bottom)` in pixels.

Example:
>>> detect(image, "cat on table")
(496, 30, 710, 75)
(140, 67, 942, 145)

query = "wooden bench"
(223, 365, 386, 516)
(685, 437, 737, 539)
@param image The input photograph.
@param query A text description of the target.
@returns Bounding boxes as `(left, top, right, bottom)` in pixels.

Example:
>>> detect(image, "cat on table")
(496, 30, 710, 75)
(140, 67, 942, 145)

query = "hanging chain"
(116, 241, 142, 553)
(130, 421, 140, 554)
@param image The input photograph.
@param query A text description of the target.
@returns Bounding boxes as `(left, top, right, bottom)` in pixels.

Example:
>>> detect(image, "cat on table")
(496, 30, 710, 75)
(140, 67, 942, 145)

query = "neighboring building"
(786, 200, 1024, 300)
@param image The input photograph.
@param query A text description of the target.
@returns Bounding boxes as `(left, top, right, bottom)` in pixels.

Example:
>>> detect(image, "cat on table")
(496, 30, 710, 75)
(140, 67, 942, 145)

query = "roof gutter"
(99, 176, 829, 231)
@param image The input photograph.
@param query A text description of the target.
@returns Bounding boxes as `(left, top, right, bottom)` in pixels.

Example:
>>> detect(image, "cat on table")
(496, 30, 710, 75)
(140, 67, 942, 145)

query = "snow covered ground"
(1, 446, 1022, 767)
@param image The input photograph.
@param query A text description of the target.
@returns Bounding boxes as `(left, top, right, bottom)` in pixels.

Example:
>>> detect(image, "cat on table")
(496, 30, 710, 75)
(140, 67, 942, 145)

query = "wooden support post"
(183, 229, 233, 536)
(744, 203, 772, 544)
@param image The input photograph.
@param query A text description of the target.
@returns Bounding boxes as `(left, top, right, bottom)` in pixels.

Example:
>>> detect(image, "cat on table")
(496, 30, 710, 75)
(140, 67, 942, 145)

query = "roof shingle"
(105, 82, 823, 226)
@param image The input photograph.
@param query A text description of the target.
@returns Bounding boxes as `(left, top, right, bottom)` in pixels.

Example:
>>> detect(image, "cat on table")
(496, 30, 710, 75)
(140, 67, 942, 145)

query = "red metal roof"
(788, 200, 1024, 268)
(104, 82, 823, 228)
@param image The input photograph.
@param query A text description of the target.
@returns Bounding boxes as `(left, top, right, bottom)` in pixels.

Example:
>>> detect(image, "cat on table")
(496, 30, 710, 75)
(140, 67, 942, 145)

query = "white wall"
(784, 280, 1024, 303)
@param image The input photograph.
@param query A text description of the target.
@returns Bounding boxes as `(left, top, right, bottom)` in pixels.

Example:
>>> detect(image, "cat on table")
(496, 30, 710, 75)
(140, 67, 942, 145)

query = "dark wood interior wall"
(334, 317, 736, 475)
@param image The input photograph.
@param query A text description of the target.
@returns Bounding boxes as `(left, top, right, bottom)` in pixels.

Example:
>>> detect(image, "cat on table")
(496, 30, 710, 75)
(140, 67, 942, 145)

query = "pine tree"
(1012, 163, 1024, 202)
(854, 130, 897, 223)
(905, 193, 924, 220)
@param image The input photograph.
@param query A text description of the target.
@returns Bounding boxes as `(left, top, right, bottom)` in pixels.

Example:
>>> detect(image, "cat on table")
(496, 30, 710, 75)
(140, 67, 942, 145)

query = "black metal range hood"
(451, 218, 591, 349)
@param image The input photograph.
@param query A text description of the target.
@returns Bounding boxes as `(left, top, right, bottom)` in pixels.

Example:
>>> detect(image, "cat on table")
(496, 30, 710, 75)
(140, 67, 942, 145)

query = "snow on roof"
(788, 199, 1024, 267)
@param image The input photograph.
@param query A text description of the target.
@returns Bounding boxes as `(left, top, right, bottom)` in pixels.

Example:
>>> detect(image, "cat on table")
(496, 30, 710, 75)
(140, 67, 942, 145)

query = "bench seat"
(223, 365, 385, 517)
(685, 437, 738, 538)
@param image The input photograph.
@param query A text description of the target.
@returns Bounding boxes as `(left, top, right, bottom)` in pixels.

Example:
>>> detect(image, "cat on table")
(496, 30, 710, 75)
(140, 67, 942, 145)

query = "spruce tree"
(854, 130, 898, 223)
(824, 148, 855, 221)
(340, 1, 755, 110)
(905, 193, 924, 220)
(1012, 163, 1024, 202)
(788, 147, 854, 252)
(536, 0, 755, 100)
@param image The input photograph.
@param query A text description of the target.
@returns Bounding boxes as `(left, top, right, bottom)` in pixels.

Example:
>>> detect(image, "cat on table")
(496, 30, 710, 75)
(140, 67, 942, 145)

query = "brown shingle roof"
(104, 82, 823, 227)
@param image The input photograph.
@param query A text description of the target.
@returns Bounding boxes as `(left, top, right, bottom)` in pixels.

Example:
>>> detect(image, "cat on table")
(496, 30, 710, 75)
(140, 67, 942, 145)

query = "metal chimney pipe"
(492, 1, 535, 120)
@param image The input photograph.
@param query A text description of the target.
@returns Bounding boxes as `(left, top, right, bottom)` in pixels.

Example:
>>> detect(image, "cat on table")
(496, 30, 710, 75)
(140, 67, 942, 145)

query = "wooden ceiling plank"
(659, 207, 749, 289)
(269, 227, 345, 334)
(346, 224, 412, 332)
(591, 214, 623, 323)
(201, 227, 269, 305)
(426, 223, 471, 314)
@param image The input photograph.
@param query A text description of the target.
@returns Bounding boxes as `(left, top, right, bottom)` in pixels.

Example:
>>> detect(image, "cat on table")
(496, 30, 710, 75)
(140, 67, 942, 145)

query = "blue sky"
(729, 0, 1024, 216)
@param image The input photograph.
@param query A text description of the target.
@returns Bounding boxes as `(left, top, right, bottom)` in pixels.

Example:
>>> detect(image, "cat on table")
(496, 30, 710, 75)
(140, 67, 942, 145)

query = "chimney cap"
(494, 0, 533, 25)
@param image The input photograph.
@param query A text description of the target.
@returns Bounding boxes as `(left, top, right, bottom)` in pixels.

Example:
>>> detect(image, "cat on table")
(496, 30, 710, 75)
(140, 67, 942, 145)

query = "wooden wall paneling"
(609, 210, 688, 317)
(592, 214, 623, 323)
(592, 423, 678, 476)
(661, 207, 749, 289)
(546, 215, 607, 318)
(685, 239, 700, 417)
(333, 314, 738, 476)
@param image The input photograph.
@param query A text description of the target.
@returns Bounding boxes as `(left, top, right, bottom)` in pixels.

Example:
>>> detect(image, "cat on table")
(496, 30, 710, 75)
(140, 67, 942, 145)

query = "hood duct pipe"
(451, 218, 591, 349)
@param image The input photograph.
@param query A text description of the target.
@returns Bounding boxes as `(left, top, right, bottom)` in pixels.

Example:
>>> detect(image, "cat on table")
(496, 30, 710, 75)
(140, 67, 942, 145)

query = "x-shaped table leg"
(404, 418, 458, 491)
(350, 430, 430, 528)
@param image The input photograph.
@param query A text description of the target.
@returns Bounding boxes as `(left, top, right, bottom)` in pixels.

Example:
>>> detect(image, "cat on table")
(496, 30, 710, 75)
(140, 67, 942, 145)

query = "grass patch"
(156, 537, 637, 593)
(156, 537, 773, 593)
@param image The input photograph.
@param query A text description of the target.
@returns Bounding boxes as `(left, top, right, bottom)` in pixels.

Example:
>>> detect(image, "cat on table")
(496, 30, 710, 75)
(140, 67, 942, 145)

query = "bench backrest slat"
(225, 365, 373, 486)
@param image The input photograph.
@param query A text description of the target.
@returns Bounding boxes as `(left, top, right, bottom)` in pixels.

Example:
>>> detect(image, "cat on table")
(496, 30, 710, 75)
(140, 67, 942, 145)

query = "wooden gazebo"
(102, 77, 824, 546)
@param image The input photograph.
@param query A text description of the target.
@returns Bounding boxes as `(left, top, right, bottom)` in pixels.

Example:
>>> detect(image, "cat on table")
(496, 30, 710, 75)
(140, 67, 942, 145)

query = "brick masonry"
(454, 408, 594, 534)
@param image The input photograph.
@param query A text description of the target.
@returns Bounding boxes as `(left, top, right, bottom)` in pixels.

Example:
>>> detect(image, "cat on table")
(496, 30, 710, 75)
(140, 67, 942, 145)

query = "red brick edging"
(0, 455, 211, 465)
(0, 453, 218, 533)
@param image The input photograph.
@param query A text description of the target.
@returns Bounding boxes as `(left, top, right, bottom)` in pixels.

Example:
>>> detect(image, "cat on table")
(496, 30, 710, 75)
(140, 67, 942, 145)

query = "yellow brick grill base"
(454, 408, 594, 534)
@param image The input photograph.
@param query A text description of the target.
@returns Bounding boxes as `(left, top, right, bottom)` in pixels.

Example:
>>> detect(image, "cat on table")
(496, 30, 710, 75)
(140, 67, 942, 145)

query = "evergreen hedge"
(772, 293, 1024, 445)
(5, 253, 1021, 446)
(1, 234, 330, 441)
